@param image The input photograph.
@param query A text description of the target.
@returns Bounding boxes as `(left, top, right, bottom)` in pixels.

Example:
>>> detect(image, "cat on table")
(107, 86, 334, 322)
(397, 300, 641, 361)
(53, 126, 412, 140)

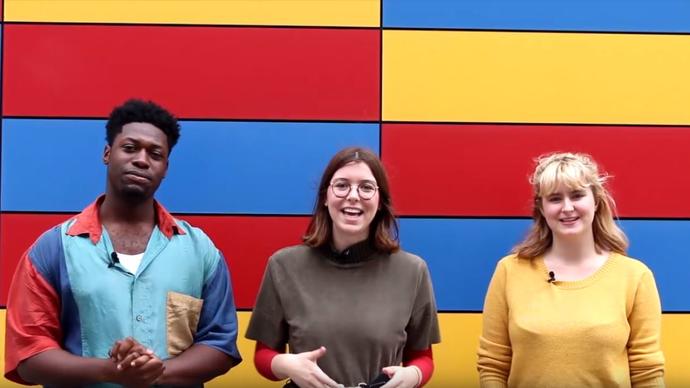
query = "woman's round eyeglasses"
(330, 179, 378, 200)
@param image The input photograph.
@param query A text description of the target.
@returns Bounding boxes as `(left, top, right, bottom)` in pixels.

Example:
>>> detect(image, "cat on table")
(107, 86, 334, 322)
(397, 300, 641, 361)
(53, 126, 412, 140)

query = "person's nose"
(131, 149, 150, 169)
(562, 197, 574, 211)
(346, 184, 360, 201)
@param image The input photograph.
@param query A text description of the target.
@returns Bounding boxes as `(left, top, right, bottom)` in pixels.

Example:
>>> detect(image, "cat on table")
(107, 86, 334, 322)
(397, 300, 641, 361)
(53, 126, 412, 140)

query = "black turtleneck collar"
(319, 239, 378, 266)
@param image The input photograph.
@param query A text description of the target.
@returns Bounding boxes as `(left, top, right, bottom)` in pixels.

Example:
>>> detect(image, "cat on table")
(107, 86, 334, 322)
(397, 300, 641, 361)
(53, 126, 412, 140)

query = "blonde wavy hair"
(513, 152, 628, 259)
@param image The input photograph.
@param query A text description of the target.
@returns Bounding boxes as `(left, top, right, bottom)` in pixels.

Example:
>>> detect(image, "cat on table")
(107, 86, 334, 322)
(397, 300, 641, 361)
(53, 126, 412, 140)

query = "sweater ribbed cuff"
(633, 375, 666, 388)
(479, 378, 508, 388)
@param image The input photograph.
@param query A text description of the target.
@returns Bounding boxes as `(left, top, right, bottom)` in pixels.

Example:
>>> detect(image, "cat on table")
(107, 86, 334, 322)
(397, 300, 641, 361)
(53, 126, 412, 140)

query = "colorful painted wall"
(1, 1, 690, 386)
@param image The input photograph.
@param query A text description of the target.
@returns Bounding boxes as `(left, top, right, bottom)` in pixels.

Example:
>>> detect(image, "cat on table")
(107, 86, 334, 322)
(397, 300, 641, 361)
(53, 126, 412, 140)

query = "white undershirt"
(116, 252, 144, 274)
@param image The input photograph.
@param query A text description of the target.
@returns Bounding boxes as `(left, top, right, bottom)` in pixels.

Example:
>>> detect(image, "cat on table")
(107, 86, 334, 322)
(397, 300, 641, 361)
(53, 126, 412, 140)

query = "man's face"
(104, 122, 169, 201)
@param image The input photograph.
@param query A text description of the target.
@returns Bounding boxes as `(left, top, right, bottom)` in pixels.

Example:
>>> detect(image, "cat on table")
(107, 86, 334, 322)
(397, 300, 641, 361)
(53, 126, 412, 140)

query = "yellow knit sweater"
(477, 253, 665, 388)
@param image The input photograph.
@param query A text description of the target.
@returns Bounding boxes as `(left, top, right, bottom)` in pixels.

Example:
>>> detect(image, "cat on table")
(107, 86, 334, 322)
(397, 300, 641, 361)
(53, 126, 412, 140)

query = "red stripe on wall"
(3, 24, 380, 120)
(383, 123, 690, 217)
(0, 213, 309, 308)
(178, 215, 310, 309)
(0, 214, 73, 305)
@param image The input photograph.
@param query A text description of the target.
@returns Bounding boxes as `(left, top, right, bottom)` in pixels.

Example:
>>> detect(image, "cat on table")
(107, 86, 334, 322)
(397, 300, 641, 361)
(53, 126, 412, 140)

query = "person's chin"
(335, 222, 366, 235)
(120, 186, 150, 201)
(555, 226, 585, 238)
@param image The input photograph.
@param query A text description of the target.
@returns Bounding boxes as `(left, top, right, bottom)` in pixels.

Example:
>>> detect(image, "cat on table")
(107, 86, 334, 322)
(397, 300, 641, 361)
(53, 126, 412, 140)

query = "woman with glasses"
(477, 152, 665, 388)
(246, 147, 440, 388)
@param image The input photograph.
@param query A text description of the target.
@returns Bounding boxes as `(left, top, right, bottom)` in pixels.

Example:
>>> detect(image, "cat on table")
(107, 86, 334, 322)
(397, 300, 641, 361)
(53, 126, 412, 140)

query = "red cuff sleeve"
(254, 341, 285, 381)
(4, 253, 62, 384)
(403, 347, 434, 387)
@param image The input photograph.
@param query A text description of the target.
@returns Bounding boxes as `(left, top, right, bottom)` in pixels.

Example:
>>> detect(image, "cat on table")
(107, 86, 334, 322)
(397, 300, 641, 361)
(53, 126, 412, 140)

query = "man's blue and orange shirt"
(4, 196, 242, 385)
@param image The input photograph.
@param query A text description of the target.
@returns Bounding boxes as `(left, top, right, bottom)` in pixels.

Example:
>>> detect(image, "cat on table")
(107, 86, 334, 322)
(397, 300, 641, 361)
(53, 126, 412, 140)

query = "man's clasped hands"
(108, 337, 165, 387)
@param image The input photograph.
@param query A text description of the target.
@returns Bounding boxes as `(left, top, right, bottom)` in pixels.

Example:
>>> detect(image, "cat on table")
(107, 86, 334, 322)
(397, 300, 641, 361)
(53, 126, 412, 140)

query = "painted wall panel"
(399, 218, 530, 311)
(179, 215, 310, 309)
(5, 0, 379, 27)
(383, 123, 690, 217)
(0, 214, 72, 306)
(1, 119, 105, 212)
(1, 119, 379, 213)
(622, 221, 690, 314)
(3, 25, 380, 120)
(383, 30, 690, 124)
(384, 0, 690, 33)
(659, 314, 690, 387)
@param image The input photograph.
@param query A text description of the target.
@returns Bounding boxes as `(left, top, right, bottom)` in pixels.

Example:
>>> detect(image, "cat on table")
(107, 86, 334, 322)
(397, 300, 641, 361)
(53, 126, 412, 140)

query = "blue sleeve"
(194, 252, 242, 364)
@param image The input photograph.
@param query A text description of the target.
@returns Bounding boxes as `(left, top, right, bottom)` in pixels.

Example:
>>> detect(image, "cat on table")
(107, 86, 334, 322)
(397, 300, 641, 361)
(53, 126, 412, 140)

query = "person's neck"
(547, 232, 599, 265)
(100, 192, 156, 226)
(332, 234, 367, 253)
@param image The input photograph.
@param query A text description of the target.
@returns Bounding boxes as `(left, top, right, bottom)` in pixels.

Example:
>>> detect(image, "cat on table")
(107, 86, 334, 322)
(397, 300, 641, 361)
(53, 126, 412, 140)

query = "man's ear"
(103, 145, 111, 164)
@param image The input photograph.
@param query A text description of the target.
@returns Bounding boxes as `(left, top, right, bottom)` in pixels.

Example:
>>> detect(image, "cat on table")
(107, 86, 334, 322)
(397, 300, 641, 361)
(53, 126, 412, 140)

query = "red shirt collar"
(66, 195, 186, 244)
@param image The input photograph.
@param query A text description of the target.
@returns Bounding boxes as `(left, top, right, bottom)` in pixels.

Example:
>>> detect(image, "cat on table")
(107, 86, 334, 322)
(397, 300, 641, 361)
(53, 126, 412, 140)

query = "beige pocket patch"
(167, 291, 204, 356)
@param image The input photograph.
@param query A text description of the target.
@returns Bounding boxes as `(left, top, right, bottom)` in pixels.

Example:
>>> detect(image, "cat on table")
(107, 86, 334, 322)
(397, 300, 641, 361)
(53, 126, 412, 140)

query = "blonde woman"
(477, 152, 665, 388)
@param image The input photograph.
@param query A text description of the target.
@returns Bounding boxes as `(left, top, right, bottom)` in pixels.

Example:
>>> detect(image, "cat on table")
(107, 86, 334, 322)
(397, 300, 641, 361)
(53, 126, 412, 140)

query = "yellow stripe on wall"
(660, 314, 690, 388)
(432, 313, 483, 387)
(4, 0, 380, 27)
(383, 30, 690, 125)
(1, 311, 687, 386)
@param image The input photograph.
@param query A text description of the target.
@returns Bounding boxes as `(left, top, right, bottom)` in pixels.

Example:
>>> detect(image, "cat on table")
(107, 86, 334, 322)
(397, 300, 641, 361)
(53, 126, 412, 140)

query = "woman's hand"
(271, 346, 340, 388)
(380, 366, 421, 388)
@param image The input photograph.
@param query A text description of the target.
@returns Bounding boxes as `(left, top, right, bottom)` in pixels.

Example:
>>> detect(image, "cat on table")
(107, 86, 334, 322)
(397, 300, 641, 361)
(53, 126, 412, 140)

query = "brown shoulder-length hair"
(513, 152, 628, 259)
(303, 147, 400, 253)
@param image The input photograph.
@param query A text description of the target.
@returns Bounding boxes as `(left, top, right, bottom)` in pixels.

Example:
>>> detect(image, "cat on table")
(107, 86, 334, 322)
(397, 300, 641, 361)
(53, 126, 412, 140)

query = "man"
(4, 99, 241, 387)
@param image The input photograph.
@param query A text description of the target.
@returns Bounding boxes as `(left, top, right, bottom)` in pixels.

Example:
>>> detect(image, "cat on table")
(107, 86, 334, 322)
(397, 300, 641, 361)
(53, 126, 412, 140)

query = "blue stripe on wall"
(383, 0, 690, 33)
(399, 218, 690, 312)
(399, 218, 531, 311)
(0, 119, 379, 213)
(623, 220, 690, 313)
(1, 119, 106, 212)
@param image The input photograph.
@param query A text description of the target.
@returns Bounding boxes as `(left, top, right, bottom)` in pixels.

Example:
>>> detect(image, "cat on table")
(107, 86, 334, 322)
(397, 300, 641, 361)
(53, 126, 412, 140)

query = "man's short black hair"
(106, 99, 181, 152)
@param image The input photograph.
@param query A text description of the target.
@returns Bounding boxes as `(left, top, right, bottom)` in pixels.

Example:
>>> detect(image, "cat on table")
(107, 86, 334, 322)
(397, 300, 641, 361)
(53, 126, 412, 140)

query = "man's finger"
(130, 354, 152, 368)
(117, 351, 141, 370)
(139, 360, 165, 385)
(109, 341, 124, 361)
(116, 339, 136, 361)
(138, 356, 162, 371)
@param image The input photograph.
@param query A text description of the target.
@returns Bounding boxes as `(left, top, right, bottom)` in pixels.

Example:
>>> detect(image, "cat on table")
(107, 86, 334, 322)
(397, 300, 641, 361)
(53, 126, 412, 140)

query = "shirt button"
(136, 315, 143, 322)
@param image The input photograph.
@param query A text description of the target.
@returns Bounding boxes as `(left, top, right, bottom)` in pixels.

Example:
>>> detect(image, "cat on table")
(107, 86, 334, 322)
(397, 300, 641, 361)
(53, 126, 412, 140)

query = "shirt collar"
(319, 239, 378, 266)
(66, 195, 186, 244)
